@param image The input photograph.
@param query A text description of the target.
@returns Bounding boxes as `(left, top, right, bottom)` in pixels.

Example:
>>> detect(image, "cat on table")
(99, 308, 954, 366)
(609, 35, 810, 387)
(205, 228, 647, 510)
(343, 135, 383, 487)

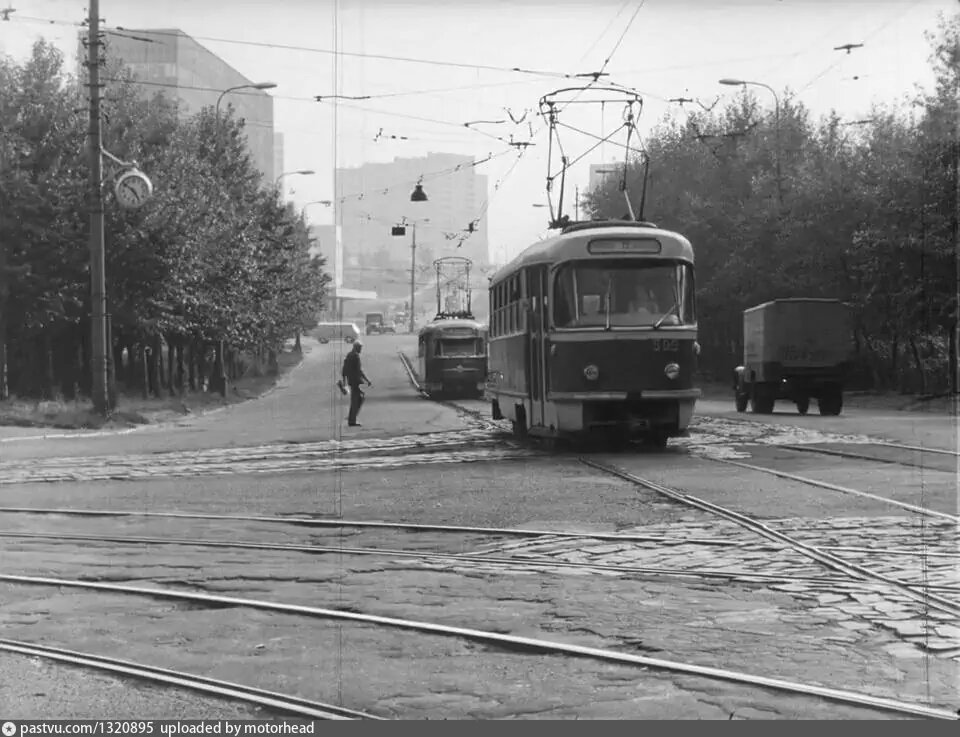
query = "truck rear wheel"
(512, 406, 528, 439)
(818, 389, 843, 416)
(751, 384, 775, 414)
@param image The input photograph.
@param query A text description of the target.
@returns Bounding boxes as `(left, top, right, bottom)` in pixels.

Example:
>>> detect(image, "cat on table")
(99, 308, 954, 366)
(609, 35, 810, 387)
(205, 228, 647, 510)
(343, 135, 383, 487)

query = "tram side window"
(679, 263, 696, 324)
(418, 335, 426, 357)
(510, 274, 522, 333)
(554, 267, 576, 328)
(496, 282, 504, 336)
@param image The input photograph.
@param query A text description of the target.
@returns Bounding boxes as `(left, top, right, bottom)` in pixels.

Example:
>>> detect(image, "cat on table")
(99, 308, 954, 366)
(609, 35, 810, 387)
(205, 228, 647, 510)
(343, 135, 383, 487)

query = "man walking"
(341, 342, 372, 427)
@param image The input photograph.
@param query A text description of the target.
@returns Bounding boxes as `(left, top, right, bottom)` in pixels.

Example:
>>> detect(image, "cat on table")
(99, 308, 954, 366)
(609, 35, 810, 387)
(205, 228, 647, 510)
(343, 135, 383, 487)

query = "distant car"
(313, 322, 360, 344)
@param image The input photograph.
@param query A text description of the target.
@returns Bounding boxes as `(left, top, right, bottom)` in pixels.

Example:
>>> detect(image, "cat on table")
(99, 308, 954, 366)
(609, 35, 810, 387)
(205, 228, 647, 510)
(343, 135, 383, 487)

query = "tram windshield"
(437, 337, 482, 356)
(553, 260, 695, 329)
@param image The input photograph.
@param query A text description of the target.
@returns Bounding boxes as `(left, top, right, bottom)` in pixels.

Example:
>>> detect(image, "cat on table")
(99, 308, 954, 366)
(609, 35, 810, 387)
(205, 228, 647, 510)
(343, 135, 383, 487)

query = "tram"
(417, 256, 487, 399)
(417, 317, 487, 398)
(486, 220, 700, 447)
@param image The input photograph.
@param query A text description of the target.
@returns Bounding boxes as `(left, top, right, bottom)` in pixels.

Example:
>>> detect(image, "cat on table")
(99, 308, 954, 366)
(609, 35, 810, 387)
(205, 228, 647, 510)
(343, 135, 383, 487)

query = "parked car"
(313, 322, 360, 344)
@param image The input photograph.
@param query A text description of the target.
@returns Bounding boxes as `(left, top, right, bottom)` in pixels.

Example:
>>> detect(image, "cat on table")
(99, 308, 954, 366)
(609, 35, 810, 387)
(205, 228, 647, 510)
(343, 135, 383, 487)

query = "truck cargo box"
(744, 299, 853, 368)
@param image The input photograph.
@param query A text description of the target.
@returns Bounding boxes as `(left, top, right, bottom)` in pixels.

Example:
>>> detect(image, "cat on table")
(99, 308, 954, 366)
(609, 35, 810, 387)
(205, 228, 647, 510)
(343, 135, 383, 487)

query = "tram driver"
(626, 279, 680, 326)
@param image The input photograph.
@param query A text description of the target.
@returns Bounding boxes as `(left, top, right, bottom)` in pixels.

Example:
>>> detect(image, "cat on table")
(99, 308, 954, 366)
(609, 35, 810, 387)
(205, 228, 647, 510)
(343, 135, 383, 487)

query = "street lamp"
(410, 180, 428, 202)
(302, 199, 332, 218)
(215, 82, 277, 122)
(276, 169, 316, 186)
(719, 77, 783, 205)
(204, 82, 277, 398)
(392, 218, 430, 333)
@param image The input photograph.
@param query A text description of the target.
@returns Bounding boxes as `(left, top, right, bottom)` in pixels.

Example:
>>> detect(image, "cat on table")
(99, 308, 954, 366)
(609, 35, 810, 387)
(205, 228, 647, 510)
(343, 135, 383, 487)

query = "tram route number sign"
(651, 339, 679, 352)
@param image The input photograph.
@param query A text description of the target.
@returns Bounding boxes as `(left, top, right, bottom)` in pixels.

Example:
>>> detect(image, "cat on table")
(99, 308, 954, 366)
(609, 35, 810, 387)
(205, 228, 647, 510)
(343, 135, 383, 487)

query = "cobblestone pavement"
(694, 398, 957, 454)
(463, 516, 960, 660)
(0, 428, 534, 484)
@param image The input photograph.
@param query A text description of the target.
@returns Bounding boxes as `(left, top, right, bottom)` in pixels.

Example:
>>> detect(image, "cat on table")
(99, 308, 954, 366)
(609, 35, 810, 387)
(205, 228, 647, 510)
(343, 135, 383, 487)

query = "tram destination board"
(586, 237, 662, 254)
(1, 722, 317, 736)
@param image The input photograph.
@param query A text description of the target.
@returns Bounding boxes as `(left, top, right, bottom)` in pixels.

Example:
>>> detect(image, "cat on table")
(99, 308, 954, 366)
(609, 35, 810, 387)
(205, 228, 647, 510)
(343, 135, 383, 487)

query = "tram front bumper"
(550, 392, 699, 436)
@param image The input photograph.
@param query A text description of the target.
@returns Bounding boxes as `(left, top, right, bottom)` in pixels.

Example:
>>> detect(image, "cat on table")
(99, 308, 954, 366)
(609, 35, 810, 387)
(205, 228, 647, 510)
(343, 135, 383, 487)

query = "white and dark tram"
(486, 220, 700, 447)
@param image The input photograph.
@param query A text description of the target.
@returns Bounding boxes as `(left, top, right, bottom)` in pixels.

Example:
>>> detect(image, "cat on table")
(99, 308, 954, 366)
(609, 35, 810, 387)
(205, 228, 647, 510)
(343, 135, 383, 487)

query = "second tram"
(486, 220, 700, 446)
(417, 317, 488, 398)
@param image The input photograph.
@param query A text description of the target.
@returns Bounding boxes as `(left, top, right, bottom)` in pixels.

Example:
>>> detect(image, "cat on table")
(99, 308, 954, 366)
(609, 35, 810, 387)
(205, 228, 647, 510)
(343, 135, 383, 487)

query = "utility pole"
(87, 0, 109, 415)
(409, 222, 417, 334)
(0, 140, 7, 401)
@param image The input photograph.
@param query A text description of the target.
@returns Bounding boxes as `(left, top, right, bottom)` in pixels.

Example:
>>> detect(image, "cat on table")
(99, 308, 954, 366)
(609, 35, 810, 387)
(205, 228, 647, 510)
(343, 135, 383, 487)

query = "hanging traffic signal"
(391, 226, 406, 236)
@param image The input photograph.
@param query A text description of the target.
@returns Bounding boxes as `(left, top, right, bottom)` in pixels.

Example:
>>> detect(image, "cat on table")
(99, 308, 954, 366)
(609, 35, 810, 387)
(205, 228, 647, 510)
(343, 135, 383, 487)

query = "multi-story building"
(92, 28, 276, 184)
(335, 153, 489, 293)
(308, 224, 342, 290)
(273, 132, 284, 185)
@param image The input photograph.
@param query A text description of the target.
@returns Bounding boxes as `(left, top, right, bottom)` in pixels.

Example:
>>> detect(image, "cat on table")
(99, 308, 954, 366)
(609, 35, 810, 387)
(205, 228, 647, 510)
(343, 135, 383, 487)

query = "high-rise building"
(588, 163, 620, 193)
(308, 224, 342, 290)
(92, 28, 276, 184)
(273, 132, 284, 185)
(335, 153, 489, 293)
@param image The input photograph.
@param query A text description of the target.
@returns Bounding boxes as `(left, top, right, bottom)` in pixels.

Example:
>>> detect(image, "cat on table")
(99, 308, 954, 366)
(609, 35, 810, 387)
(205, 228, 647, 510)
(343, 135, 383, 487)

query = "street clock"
(113, 169, 154, 209)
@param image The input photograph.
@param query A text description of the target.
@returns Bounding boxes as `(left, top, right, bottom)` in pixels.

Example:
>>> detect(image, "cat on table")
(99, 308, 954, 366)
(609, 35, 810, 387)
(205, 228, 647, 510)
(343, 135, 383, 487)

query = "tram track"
(773, 442, 958, 470)
(702, 455, 959, 523)
(0, 638, 379, 720)
(424, 384, 958, 526)
(5, 529, 958, 594)
(0, 505, 746, 545)
(0, 573, 955, 720)
(578, 459, 960, 619)
(397, 351, 504, 433)
(2, 505, 954, 562)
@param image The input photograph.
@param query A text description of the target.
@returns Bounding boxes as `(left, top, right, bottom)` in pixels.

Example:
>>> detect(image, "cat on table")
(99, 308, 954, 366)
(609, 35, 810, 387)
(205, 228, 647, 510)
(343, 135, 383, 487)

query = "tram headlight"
(664, 363, 680, 380)
(583, 364, 600, 381)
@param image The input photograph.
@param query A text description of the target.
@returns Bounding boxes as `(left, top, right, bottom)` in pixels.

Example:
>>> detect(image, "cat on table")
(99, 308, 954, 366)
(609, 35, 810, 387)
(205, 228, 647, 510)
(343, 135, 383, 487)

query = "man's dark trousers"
(347, 384, 364, 425)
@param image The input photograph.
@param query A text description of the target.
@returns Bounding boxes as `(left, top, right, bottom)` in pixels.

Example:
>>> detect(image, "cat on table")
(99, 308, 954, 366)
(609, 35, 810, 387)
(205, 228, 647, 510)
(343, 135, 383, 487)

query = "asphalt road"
(0, 333, 957, 719)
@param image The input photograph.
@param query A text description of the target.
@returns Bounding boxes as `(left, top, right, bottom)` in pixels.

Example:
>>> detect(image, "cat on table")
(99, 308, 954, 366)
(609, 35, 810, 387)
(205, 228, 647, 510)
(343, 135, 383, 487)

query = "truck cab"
(364, 312, 395, 336)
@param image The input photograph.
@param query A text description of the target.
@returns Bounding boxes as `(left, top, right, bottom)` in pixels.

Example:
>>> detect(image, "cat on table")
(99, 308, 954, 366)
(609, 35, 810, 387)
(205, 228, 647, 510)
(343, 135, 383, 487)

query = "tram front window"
(553, 261, 695, 328)
(438, 338, 481, 356)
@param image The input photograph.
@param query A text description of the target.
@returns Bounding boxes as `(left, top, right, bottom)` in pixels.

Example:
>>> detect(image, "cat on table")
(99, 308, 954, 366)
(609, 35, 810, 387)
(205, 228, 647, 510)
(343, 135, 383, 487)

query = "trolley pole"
(87, 0, 109, 415)
(409, 222, 417, 334)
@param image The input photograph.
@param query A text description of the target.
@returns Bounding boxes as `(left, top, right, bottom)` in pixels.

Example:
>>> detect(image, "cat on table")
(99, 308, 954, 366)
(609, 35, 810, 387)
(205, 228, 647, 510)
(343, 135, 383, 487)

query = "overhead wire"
(542, 1, 647, 223)
(98, 74, 526, 144)
(9, 14, 574, 79)
(796, 0, 926, 94)
(575, 0, 632, 66)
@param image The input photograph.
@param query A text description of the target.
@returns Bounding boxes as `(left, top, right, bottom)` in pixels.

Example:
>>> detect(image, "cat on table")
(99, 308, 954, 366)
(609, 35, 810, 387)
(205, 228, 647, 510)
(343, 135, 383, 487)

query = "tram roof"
(418, 317, 485, 335)
(489, 220, 694, 285)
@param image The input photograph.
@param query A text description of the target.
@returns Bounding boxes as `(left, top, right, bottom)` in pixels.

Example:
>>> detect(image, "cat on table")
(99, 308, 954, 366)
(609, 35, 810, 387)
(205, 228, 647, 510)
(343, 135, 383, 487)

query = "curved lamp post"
(215, 82, 277, 158)
(276, 169, 316, 187)
(215, 82, 277, 121)
(208, 82, 276, 396)
(719, 77, 783, 205)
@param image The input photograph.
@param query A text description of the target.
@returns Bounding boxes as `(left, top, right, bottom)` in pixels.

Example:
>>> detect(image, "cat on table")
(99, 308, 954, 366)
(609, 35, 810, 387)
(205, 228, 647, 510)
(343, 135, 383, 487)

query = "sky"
(1, 0, 956, 267)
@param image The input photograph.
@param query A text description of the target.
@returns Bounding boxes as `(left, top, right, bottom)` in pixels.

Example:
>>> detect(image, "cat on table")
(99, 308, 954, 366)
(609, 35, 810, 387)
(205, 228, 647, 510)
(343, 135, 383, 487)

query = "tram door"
(527, 266, 547, 428)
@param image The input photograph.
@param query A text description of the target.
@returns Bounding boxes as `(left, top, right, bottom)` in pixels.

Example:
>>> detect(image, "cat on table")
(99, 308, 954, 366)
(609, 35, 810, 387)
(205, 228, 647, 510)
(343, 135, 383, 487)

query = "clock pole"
(87, 0, 110, 415)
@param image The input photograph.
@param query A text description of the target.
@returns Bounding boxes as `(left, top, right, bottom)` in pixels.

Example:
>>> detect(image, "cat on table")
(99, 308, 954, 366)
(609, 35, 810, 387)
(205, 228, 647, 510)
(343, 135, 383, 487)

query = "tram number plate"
(652, 339, 679, 352)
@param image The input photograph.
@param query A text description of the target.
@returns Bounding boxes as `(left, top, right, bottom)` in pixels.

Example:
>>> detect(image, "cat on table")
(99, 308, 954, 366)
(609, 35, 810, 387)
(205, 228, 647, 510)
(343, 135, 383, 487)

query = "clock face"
(115, 171, 153, 209)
